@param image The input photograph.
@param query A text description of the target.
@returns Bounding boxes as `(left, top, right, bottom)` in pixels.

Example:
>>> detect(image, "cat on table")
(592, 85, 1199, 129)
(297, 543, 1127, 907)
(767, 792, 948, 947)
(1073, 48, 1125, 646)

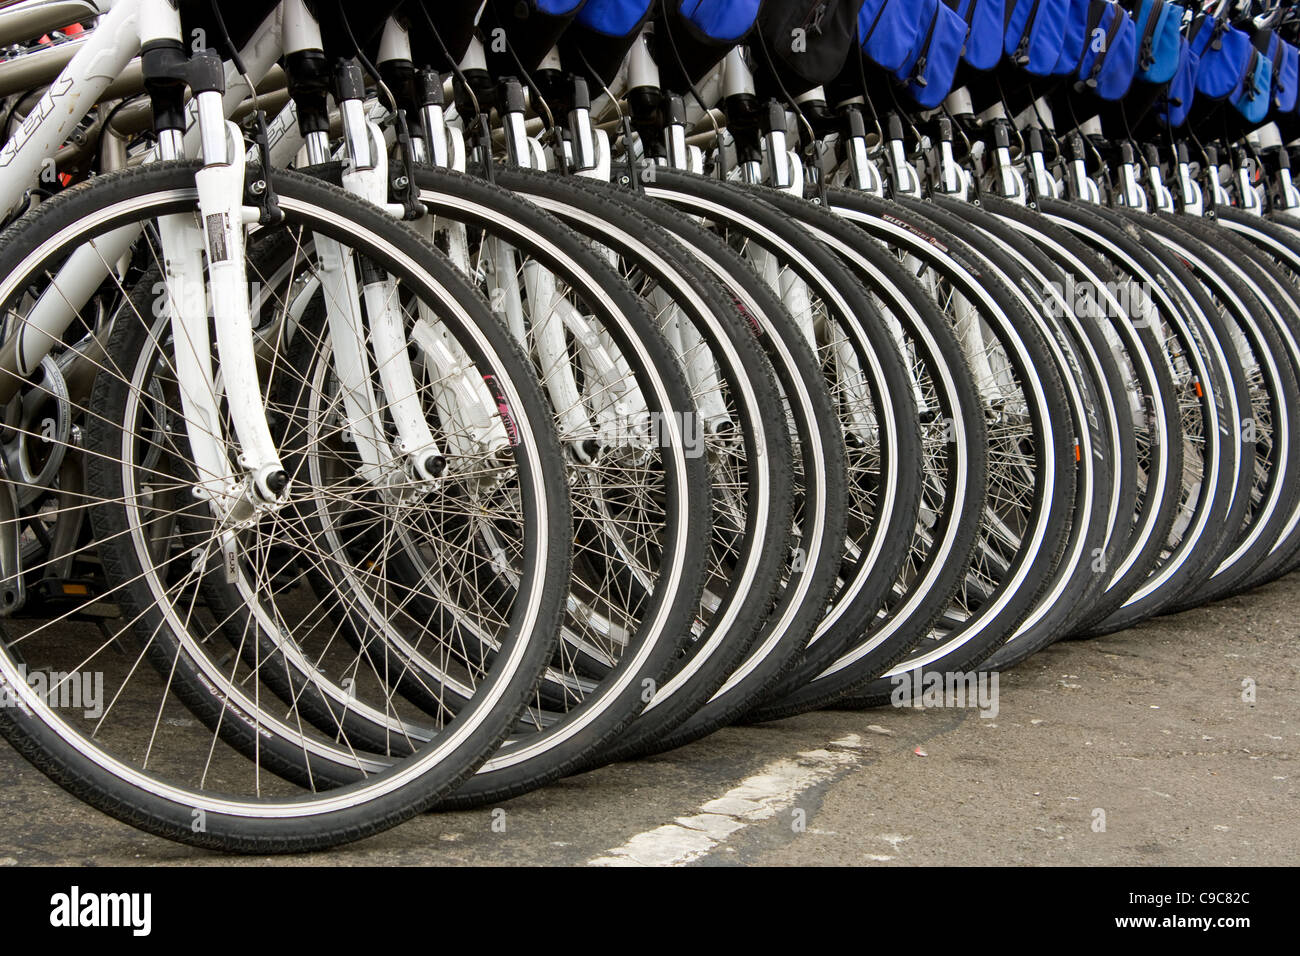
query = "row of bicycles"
(0, 0, 1296, 854)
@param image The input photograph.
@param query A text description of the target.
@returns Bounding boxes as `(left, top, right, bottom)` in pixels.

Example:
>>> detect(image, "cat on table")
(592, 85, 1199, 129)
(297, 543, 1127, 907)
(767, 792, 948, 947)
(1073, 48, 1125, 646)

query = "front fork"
(0, 40, 285, 608)
(169, 69, 288, 519)
(328, 59, 445, 483)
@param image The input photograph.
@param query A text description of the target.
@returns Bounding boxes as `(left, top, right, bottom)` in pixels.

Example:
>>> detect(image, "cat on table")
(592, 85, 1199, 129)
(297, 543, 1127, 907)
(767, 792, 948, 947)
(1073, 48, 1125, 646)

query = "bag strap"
(1190, 12, 1226, 54)
(1209, 15, 1227, 52)
(1138, 0, 1163, 72)
(910, 3, 945, 85)
(1240, 47, 1264, 99)
(1269, 34, 1285, 90)
(1012, 0, 1048, 66)
(1083, 6, 1125, 86)
(861, 0, 893, 44)
(951, 0, 981, 26)
(1078, 1, 1113, 75)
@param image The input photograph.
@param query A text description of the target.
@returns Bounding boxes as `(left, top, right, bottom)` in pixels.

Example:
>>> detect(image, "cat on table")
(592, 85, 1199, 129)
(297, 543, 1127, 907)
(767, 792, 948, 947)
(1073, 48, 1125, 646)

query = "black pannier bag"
(178, 1, 284, 54)
(401, 0, 486, 72)
(560, 0, 656, 88)
(752, 0, 864, 98)
(480, 0, 589, 76)
(656, 0, 765, 94)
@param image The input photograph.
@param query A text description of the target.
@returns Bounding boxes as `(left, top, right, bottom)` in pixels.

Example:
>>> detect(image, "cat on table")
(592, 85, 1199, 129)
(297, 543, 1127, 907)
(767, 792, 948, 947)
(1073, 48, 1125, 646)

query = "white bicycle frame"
(280, 2, 450, 482)
(659, 43, 891, 439)
(256, 6, 509, 471)
(0, 0, 288, 517)
(0, 0, 302, 611)
(1, 1, 456, 497)
(264, 15, 662, 461)
(2, 0, 513, 524)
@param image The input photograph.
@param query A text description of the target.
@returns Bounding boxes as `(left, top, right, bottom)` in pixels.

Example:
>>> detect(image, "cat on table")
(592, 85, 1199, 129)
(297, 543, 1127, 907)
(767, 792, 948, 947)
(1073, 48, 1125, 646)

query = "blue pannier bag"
(1159, 36, 1199, 127)
(1258, 31, 1299, 113)
(576, 0, 654, 37)
(482, 0, 588, 73)
(899, 0, 970, 108)
(566, 0, 655, 85)
(677, 0, 763, 43)
(1189, 13, 1251, 100)
(1075, 1, 1138, 101)
(657, 0, 764, 90)
(1054, 0, 1089, 76)
(1277, 39, 1299, 113)
(945, 0, 1006, 70)
(1134, 0, 1184, 85)
(1231, 47, 1273, 125)
(860, 0, 923, 73)
(1004, 0, 1071, 75)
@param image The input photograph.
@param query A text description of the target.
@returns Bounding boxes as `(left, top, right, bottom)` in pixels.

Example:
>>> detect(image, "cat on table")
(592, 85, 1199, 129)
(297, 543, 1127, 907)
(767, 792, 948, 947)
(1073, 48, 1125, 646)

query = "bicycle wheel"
(179, 165, 717, 809)
(491, 168, 846, 759)
(1212, 208, 1300, 585)
(411, 166, 777, 804)
(905, 194, 1121, 669)
(979, 198, 1184, 635)
(1141, 213, 1300, 606)
(0, 162, 569, 851)
(1038, 199, 1243, 633)
(638, 169, 923, 738)
(827, 190, 1076, 706)
(745, 188, 990, 721)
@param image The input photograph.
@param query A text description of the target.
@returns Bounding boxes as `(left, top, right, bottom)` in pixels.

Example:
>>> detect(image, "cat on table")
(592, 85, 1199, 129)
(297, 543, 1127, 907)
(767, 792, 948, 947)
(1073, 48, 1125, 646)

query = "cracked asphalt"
(0, 570, 1296, 866)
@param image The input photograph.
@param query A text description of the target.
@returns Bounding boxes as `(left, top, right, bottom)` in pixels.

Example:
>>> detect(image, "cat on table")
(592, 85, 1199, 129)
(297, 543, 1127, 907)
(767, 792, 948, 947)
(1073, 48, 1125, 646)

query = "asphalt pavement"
(1, 570, 1296, 866)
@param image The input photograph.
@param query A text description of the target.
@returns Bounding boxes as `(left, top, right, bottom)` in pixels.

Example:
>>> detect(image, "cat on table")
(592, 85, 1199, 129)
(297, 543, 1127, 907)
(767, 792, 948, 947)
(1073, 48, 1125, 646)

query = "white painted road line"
(588, 734, 870, 866)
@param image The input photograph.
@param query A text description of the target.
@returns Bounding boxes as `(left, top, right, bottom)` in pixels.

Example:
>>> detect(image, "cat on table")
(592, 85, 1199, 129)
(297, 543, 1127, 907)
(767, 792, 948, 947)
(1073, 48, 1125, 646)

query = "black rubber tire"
(1118, 211, 1284, 610)
(977, 198, 1184, 636)
(1037, 199, 1242, 634)
(403, 166, 722, 806)
(747, 191, 990, 721)
(481, 168, 845, 767)
(824, 192, 1076, 707)
(1, 163, 570, 852)
(636, 170, 924, 741)
(1213, 209, 1300, 586)
(911, 195, 1122, 670)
